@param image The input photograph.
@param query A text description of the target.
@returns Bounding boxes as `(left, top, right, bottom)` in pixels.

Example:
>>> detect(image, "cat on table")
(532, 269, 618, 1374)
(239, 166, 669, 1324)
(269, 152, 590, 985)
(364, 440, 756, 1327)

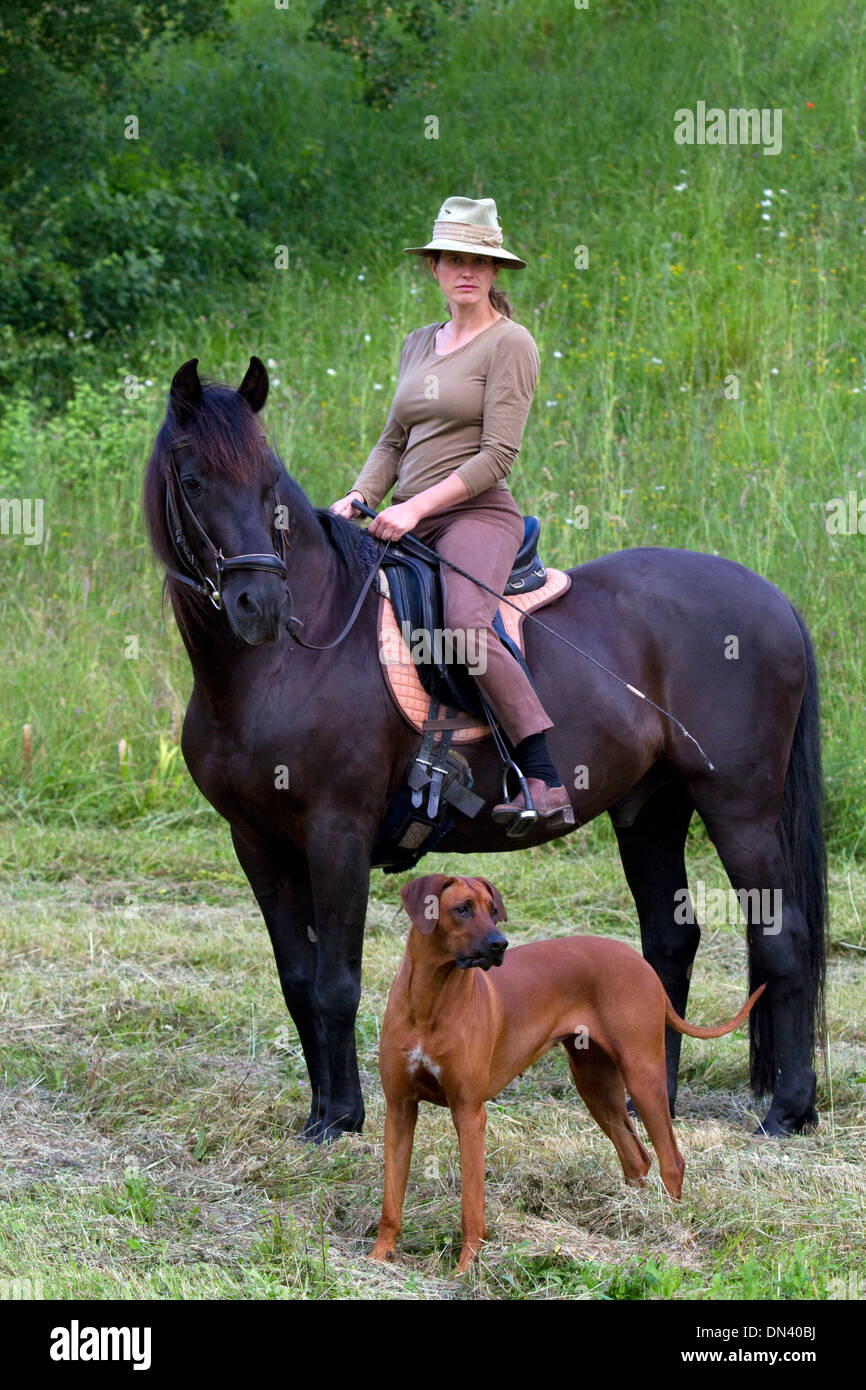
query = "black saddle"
(381, 516, 546, 721)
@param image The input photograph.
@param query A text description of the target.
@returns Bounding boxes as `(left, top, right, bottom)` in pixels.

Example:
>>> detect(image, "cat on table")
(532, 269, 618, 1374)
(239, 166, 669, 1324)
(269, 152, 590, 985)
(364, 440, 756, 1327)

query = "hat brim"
(403, 239, 527, 269)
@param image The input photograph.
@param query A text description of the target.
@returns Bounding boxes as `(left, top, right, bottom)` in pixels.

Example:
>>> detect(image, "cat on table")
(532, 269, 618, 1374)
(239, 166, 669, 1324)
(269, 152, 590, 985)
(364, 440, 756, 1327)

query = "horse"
(143, 356, 827, 1141)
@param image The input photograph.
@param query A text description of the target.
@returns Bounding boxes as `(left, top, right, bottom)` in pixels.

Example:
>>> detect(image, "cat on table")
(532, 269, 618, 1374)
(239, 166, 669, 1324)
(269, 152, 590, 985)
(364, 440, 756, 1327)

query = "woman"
(330, 195, 572, 825)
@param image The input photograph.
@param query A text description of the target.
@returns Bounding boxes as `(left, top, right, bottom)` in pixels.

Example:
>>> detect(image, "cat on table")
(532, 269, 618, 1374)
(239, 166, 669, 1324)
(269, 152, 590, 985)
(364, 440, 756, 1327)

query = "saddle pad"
(377, 568, 572, 743)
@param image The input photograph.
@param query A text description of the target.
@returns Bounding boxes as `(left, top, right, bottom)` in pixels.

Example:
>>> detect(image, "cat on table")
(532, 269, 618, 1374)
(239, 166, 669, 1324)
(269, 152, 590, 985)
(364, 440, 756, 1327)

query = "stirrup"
(491, 765, 538, 838)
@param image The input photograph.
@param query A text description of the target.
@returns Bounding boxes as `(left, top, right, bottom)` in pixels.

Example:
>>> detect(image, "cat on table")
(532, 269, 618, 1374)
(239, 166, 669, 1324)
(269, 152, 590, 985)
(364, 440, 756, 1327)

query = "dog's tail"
(664, 983, 766, 1039)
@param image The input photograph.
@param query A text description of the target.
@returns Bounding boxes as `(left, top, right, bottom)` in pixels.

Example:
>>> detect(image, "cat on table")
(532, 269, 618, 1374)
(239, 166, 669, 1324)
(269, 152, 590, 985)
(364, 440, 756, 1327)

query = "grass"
(0, 0, 864, 1300)
(0, 0, 864, 850)
(0, 821, 863, 1300)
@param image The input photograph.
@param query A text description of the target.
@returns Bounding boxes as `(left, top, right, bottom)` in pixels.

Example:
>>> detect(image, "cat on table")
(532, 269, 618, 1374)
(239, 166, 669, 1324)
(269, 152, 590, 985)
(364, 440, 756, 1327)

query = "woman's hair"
(428, 252, 513, 319)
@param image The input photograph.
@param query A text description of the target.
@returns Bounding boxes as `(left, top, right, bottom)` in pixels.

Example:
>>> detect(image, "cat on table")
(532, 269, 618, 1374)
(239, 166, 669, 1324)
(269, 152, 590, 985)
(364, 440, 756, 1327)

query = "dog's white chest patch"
(406, 1045, 441, 1080)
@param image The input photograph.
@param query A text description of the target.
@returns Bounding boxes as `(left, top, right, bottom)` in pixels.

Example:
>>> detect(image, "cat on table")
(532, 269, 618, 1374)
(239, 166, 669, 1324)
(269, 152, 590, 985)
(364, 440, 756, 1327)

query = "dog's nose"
(486, 933, 508, 963)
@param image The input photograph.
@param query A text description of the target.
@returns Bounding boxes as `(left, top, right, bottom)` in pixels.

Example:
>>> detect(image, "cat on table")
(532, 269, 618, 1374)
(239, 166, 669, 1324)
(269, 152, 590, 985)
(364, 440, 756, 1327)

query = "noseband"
(163, 436, 289, 611)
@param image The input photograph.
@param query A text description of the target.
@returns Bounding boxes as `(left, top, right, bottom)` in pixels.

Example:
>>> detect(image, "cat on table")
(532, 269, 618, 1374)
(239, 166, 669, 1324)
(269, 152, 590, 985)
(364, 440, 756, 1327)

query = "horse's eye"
(182, 476, 203, 496)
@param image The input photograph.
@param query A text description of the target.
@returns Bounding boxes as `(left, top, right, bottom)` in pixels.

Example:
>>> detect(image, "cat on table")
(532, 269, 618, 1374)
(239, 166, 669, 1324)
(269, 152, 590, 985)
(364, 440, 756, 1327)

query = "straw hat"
(403, 196, 527, 269)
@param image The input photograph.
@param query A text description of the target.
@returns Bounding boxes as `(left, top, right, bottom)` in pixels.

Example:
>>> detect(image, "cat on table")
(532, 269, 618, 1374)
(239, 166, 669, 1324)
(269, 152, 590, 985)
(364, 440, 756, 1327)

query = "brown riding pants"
(406, 487, 553, 744)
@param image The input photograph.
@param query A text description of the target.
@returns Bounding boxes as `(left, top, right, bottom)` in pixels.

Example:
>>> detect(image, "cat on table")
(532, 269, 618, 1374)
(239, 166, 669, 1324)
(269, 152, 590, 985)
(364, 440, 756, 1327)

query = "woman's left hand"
(368, 501, 422, 542)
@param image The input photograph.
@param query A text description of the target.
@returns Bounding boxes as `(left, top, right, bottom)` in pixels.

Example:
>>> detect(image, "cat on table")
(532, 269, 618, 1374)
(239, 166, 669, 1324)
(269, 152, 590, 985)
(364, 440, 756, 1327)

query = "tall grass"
(0, 0, 864, 856)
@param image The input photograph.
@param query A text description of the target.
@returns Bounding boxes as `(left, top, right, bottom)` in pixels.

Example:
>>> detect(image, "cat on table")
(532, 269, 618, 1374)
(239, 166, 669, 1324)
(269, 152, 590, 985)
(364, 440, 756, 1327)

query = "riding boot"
(492, 778, 575, 827)
(491, 730, 574, 826)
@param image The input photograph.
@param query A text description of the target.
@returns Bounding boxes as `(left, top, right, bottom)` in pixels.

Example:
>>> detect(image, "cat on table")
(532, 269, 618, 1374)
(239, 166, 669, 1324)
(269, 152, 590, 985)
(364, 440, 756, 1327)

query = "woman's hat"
(403, 196, 527, 269)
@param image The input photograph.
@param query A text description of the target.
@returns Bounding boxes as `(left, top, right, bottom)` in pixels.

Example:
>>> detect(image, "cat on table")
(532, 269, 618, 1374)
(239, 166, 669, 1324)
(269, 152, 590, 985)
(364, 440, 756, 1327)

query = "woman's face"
(429, 251, 500, 311)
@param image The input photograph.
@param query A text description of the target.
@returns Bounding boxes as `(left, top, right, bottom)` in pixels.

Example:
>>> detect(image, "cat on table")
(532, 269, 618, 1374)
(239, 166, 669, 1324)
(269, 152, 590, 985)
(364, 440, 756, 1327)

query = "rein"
(160, 449, 713, 770)
(350, 501, 715, 772)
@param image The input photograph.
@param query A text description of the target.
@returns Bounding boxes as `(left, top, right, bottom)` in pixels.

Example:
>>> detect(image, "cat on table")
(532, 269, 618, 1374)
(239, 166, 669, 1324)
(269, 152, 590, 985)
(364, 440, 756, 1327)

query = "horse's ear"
(238, 356, 269, 414)
(170, 358, 202, 426)
(400, 875, 457, 935)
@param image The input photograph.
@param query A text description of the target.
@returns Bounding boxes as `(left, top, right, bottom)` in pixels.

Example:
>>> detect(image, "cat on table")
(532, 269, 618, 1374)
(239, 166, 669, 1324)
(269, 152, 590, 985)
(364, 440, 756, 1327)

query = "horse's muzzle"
(223, 576, 292, 645)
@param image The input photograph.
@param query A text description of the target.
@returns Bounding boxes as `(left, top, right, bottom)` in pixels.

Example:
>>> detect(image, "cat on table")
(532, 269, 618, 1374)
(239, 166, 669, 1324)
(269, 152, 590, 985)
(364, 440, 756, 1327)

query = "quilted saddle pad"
(376, 567, 572, 744)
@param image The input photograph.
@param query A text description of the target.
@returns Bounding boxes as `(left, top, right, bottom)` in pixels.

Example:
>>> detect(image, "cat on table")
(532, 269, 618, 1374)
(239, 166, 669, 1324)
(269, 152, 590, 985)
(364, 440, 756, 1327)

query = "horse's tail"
(665, 983, 765, 1039)
(750, 606, 828, 1095)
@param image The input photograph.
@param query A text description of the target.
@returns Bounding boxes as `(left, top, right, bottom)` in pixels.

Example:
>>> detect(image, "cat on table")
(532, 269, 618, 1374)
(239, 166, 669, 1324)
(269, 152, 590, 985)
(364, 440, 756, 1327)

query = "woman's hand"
(329, 491, 367, 520)
(368, 500, 422, 542)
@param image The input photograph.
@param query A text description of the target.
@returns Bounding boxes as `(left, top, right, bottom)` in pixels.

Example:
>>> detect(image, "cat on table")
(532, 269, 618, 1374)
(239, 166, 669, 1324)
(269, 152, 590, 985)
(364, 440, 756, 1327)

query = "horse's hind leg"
(611, 780, 697, 1115)
(691, 802, 818, 1135)
(562, 1037, 652, 1187)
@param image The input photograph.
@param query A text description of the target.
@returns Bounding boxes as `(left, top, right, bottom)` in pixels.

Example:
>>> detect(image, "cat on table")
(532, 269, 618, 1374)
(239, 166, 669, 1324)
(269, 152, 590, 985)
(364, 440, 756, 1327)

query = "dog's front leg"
(369, 1096, 418, 1263)
(452, 1099, 488, 1273)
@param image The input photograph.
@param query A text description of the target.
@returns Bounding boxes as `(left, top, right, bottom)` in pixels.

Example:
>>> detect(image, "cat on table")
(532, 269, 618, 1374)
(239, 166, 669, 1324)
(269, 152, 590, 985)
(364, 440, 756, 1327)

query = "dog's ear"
(400, 875, 457, 935)
(475, 878, 507, 924)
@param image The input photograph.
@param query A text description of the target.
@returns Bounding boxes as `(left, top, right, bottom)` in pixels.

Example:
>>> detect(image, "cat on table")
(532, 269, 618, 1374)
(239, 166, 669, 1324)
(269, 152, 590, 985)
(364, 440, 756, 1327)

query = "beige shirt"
(351, 316, 540, 508)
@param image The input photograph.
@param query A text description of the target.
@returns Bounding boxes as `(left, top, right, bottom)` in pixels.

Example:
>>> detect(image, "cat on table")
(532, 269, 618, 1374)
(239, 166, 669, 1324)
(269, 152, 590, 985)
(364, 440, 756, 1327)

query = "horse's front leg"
(305, 820, 373, 1142)
(230, 826, 331, 1137)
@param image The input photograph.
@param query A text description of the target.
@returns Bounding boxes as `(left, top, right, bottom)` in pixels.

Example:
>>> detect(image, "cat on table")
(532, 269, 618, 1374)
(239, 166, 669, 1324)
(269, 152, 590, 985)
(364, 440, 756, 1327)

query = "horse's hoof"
(753, 1106, 819, 1137)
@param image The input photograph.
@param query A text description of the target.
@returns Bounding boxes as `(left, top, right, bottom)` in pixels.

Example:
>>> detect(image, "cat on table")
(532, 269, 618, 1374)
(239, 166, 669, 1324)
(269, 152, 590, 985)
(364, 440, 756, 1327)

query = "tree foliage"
(0, 1, 231, 185)
(308, 0, 471, 109)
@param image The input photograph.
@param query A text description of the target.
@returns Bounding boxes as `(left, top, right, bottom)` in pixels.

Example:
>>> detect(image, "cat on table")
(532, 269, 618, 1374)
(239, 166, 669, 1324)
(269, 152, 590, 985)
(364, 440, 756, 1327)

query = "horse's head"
(145, 356, 292, 645)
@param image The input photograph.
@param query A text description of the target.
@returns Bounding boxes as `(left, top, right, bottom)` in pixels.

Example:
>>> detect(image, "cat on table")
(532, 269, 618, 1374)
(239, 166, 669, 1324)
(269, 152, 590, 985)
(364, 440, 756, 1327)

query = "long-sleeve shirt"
(350, 316, 540, 508)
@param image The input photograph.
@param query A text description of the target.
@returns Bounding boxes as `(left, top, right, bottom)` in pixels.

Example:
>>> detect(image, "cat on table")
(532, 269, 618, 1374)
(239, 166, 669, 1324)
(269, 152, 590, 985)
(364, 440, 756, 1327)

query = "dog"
(369, 873, 764, 1272)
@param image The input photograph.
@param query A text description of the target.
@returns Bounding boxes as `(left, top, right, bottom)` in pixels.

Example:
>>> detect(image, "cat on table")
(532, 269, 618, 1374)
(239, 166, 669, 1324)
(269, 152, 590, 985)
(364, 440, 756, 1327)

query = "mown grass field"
(0, 819, 864, 1300)
(1, 0, 865, 1300)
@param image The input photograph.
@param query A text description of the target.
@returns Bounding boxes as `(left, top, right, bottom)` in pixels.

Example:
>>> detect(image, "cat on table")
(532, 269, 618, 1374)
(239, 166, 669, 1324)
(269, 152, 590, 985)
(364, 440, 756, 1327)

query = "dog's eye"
(490, 906, 498, 919)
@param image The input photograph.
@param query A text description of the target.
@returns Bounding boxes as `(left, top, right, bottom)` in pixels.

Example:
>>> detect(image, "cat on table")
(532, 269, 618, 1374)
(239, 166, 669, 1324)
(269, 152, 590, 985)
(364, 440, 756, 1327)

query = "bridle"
(162, 432, 390, 650)
(163, 435, 289, 611)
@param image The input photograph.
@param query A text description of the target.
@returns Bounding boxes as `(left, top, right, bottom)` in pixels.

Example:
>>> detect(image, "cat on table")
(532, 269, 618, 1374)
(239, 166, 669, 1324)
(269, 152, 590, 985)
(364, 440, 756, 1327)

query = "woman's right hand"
(329, 490, 367, 520)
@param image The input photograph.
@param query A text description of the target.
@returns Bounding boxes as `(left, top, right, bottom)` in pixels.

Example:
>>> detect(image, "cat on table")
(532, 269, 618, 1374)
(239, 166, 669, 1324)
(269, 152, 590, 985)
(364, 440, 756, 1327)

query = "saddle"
(371, 517, 572, 873)
(379, 516, 547, 722)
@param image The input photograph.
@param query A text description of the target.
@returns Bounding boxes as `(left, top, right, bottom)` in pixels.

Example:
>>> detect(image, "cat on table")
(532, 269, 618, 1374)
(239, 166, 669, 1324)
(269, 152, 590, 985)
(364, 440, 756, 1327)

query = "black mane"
(314, 507, 381, 581)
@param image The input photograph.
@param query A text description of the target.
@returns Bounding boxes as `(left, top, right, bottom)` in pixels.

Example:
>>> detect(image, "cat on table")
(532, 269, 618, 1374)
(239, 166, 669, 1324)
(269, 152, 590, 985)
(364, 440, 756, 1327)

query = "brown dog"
(369, 873, 765, 1273)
